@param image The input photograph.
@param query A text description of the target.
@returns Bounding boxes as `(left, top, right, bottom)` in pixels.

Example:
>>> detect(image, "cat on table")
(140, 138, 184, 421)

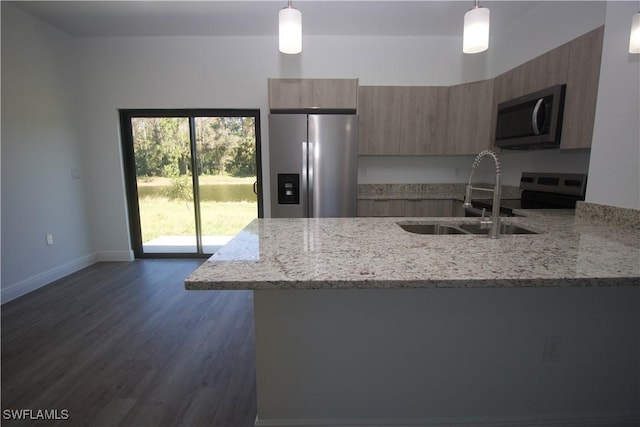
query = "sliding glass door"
(120, 110, 262, 258)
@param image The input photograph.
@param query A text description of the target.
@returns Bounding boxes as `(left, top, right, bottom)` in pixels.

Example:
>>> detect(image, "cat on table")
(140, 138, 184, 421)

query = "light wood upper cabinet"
(561, 26, 604, 150)
(358, 86, 449, 155)
(355, 27, 603, 156)
(493, 44, 570, 105)
(493, 26, 603, 150)
(360, 82, 494, 156)
(268, 78, 358, 110)
(446, 79, 495, 155)
(357, 86, 399, 154)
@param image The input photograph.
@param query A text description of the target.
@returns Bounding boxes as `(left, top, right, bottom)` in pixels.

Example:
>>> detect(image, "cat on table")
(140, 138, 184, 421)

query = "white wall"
(587, 1, 640, 210)
(1, 3, 93, 301)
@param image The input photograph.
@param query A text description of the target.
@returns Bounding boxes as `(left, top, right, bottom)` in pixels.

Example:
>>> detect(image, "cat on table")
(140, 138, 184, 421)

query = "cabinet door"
(493, 64, 526, 107)
(520, 44, 570, 95)
(408, 87, 449, 155)
(358, 86, 448, 155)
(268, 79, 358, 110)
(446, 80, 494, 155)
(358, 86, 401, 154)
(452, 200, 465, 217)
(404, 200, 454, 217)
(357, 200, 405, 217)
(561, 26, 604, 150)
(357, 200, 373, 217)
(494, 43, 570, 105)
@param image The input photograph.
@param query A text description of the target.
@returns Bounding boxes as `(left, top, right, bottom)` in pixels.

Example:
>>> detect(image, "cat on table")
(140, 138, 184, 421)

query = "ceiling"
(10, 0, 545, 37)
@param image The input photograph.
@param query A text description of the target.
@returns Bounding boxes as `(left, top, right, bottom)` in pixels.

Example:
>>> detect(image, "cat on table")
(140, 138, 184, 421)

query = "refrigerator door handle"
(307, 141, 314, 218)
(301, 141, 309, 218)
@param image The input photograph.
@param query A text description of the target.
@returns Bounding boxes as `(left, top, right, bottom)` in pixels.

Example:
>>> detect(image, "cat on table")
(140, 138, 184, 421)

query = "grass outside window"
(137, 175, 257, 243)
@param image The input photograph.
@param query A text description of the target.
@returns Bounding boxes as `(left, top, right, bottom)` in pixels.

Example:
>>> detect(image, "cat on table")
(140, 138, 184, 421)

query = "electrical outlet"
(543, 336, 561, 362)
(46, 233, 54, 246)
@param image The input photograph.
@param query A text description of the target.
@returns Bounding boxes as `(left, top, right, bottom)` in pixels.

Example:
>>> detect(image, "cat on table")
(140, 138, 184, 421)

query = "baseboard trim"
(94, 250, 135, 262)
(1, 253, 97, 304)
(254, 414, 640, 427)
(1, 250, 134, 304)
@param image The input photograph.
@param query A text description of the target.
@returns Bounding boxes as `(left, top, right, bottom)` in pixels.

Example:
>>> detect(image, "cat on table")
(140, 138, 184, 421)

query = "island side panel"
(253, 287, 639, 426)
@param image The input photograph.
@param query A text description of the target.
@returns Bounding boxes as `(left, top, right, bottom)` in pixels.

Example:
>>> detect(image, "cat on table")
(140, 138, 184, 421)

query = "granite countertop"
(185, 215, 640, 290)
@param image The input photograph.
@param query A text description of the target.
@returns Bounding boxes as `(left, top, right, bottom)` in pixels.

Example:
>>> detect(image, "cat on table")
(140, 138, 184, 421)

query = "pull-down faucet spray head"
(463, 150, 502, 238)
(463, 150, 501, 207)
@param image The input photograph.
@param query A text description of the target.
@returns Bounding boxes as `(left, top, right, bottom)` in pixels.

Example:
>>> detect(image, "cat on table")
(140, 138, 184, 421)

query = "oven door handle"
(531, 98, 544, 135)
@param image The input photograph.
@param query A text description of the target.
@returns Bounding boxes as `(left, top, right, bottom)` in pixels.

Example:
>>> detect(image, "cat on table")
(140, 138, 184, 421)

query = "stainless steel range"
(467, 172, 587, 217)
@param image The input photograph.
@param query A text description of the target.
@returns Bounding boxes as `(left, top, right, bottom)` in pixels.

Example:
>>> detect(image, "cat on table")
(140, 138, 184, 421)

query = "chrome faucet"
(462, 150, 502, 238)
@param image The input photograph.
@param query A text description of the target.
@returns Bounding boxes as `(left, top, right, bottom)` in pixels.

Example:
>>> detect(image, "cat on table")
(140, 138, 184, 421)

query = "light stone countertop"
(185, 215, 640, 290)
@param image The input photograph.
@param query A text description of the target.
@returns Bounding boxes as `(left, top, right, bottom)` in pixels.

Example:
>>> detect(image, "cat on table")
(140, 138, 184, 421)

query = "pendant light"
(630, 11, 640, 54)
(279, 0, 302, 54)
(463, 0, 490, 54)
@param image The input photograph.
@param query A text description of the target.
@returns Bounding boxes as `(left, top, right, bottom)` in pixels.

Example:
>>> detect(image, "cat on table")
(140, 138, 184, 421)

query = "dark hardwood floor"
(1, 260, 257, 426)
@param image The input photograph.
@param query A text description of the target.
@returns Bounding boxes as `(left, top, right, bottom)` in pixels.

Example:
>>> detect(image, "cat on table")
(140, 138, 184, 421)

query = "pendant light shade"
(279, 2, 302, 54)
(463, 2, 490, 54)
(630, 11, 640, 54)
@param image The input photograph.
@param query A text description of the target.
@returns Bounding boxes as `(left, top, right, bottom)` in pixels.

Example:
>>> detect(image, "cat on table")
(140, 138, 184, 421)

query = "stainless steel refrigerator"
(269, 114, 358, 218)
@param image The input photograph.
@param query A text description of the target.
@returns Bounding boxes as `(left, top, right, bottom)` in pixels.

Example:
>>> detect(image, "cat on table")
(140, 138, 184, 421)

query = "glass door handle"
(253, 181, 258, 195)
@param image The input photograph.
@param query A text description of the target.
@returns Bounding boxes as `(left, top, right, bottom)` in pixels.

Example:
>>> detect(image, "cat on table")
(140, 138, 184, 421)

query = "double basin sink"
(398, 222, 538, 235)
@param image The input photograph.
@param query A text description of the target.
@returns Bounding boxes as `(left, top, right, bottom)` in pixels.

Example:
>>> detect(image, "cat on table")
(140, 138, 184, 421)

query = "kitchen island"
(185, 214, 640, 427)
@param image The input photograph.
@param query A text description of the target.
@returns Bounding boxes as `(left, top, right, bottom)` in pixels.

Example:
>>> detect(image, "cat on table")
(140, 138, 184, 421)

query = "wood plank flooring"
(1, 260, 257, 427)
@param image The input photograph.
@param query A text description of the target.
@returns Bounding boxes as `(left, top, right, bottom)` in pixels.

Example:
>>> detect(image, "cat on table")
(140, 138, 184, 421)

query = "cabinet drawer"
(357, 199, 459, 217)
(404, 200, 454, 217)
(357, 200, 405, 217)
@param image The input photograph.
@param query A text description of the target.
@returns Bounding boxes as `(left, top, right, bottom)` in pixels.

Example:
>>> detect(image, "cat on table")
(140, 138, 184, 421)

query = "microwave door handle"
(531, 98, 544, 135)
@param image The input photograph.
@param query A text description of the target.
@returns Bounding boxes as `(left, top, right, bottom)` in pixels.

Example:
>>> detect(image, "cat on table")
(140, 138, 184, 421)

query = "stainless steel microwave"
(495, 84, 566, 149)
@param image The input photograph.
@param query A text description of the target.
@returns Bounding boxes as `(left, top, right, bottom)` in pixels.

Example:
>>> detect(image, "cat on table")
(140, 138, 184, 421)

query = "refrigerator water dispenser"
(277, 174, 299, 204)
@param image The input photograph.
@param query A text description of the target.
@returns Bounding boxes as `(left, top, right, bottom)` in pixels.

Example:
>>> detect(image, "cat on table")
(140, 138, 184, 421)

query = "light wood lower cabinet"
(403, 200, 455, 217)
(357, 200, 405, 217)
(357, 199, 458, 217)
(452, 200, 465, 217)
